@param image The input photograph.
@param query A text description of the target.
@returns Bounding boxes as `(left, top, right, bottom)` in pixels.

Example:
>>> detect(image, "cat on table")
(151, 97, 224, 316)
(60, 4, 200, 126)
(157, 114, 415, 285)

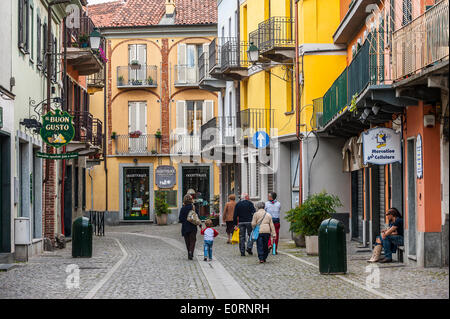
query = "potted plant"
(285, 206, 305, 247)
(154, 191, 170, 225)
(117, 76, 124, 86)
(155, 129, 162, 139)
(147, 76, 154, 85)
(129, 130, 142, 138)
(78, 34, 89, 48)
(285, 191, 342, 255)
(132, 79, 142, 85)
(130, 60, 141, 70)
(111, 131, 117, 140)
(151, 149, 158, 155)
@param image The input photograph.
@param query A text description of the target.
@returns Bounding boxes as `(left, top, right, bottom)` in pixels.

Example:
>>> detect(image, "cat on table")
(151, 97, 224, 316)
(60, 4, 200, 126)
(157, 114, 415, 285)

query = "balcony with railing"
(200, 116, 239, 151)
(392, 0, 449, 82)
(67, 110, 103, 155)
(64, 13, 104, 76)
(198, 48, 226, 91)
(239, 108, 275, 138)
(257, 17, 295, 62)
(87, 67, 104, 93)
(117, 65, 158, 88)
(170, 134, 201, 154)
(220, 38, 250, 80)
(114, 134, 161, 155)
(174, 64, 199, 86)
(312, 97, 323, 130)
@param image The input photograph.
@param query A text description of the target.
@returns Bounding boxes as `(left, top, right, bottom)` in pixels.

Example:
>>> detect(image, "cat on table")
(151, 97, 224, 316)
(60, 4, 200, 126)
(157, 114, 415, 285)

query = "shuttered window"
(42, 22, 47, 72)
(36, 15, 41, 66)
(128, 44, 147, 82)
(176, 100, 187, 133)
(402, 0, 412, 26)
(128, 102, 147, 134)
(18, 0, 30, 52)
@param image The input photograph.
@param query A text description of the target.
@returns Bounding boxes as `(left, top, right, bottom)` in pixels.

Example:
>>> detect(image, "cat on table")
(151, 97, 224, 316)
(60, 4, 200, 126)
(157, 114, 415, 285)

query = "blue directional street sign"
(252, 131, 270, 149)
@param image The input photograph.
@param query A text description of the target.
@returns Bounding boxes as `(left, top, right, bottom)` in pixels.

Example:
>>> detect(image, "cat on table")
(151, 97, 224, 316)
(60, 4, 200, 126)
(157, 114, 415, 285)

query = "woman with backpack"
(251, 202, 277, 263)
(179, 194, 202, 260)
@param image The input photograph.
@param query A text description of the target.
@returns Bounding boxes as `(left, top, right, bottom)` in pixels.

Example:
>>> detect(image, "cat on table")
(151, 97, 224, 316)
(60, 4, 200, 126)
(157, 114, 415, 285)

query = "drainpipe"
(103, 50, 108, 213)
(294, 0, 303, 205)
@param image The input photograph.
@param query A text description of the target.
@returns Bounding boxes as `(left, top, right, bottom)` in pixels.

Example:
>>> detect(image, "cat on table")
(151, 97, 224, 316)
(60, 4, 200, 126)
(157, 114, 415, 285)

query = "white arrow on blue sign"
(252, 131, 270, 149)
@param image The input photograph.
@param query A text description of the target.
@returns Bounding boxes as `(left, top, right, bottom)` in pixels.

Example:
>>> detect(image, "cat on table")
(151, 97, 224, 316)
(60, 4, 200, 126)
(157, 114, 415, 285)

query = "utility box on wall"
(14, 217, 31, 245)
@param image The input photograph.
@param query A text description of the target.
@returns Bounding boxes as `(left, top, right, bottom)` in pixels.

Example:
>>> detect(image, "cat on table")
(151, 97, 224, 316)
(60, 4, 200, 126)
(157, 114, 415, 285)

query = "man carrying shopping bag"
(233, 193, 256, 256)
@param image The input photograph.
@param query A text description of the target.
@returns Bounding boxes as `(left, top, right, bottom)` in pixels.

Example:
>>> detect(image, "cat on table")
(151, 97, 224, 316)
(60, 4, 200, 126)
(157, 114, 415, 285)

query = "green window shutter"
(18, 0, 24, 48)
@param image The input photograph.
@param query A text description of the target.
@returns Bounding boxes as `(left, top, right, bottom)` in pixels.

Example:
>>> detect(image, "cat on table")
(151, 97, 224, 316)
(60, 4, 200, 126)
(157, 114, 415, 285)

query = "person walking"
(265, 192, 281, 254)
(200, 219, 219, 261)
(179, 194, 201, 260)
(233, 193, 256, 256)
(252, 202, 277, 263)
(223, 194, 237, 244)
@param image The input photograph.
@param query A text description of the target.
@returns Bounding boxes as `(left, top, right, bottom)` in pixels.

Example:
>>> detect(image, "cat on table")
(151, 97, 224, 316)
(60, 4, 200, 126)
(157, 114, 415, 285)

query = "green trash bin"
(319, 218, 347, 274)
(72, 217, 93, 258)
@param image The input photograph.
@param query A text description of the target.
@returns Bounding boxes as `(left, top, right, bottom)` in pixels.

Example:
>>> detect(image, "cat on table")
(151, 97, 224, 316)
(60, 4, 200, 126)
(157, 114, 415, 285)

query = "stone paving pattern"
(0, 223, 448, 299)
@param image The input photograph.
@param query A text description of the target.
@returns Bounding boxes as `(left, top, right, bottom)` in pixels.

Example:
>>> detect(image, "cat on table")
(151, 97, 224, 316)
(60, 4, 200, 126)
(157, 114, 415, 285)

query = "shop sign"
(416, 134, 423, 179)
(155, 165, 176, 188)
(40, 109, 75, 148)
(362, 127, 401, 165)
(36, 152, 79, 160)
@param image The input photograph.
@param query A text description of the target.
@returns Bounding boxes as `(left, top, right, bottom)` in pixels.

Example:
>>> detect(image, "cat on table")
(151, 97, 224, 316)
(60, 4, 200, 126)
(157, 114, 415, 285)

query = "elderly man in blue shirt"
(265, 192, 281, 254)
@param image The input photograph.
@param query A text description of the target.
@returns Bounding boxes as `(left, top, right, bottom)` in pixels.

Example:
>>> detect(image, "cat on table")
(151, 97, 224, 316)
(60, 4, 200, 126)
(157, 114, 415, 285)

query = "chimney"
(165, 0, 175, 17)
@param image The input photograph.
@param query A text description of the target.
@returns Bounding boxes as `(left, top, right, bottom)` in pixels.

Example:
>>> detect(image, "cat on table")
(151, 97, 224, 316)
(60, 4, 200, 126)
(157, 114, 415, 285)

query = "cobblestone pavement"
(0, 223, 448, 299)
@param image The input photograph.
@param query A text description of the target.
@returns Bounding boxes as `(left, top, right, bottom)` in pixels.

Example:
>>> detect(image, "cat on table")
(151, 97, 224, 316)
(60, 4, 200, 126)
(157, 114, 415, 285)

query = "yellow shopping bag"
(231, 228, 239, 244)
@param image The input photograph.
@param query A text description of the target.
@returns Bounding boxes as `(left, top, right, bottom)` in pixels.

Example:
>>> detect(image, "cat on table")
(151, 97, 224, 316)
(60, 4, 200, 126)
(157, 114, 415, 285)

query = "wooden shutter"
(25, 0, 30, 52)
(36, 16, 41, 65)
(176, 100, 186, 133)
(138, 102, 147, 134)
(202, 100, 214, 125)
(177, 44, 187, 83)
(137, 45, 147, 80)
(129, 102, 137, 133)
(18, 0, 24, 48)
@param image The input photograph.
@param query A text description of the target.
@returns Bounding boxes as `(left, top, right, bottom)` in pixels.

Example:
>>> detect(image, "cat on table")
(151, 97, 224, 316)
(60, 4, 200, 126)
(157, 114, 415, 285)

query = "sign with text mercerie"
(362, 127, 401, 165)
(155, 165, 176, 189)
(40, 109, 75, 148)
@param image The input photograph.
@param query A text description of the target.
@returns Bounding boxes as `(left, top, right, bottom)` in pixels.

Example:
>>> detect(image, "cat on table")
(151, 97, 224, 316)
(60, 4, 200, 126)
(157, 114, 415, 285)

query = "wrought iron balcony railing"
(174, 64, 199, 85)
(312, 97, 324, 130)
(170, 134, 201, 154)
(200, 116, 239, 149)
(198, 51, 210, 82)
(65, 14, 104, 51)
(221, 38, 250, 71)
(117, 65, 157, 88)
(114, 134, 161, 155)
(92, 118, 103, 148)
(70, 110, 93, 143)
(87, 67, 105, 88)
(258, 17, 295, 53)
(392, 0, 449, 81)
(239, 108, 274, 136)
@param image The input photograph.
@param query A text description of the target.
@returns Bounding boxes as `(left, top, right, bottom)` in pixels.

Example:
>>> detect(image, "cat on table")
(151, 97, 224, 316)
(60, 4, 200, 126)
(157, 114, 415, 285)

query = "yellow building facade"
(85, 8, 219, 223)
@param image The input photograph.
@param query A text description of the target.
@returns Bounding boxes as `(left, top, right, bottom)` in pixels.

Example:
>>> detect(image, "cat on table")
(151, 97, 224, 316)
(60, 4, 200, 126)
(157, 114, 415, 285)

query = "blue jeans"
(238, 223, 253, 254)
(204, 240, 213, 259)
(376, 235, 404, 259)
(256, 233, 270, 261)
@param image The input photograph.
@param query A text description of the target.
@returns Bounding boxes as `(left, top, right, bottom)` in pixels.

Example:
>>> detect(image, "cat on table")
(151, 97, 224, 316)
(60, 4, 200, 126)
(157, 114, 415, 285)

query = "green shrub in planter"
(285, 191, 342, 236)
(154, 191, 170, 216)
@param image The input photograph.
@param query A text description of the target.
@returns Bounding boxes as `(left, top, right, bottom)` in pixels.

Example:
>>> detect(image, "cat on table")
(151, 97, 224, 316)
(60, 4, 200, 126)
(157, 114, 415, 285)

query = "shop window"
(155, 190, 177, 208)
(123, 167, 150, 220)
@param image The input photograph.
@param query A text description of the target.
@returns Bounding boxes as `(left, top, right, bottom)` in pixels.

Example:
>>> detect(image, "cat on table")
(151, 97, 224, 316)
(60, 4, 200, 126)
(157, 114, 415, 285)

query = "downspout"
(294, 0, 303, 205)
(103, 42, 108, 213)
(60, 17, 67, 236)
(236, 0, 241, 196)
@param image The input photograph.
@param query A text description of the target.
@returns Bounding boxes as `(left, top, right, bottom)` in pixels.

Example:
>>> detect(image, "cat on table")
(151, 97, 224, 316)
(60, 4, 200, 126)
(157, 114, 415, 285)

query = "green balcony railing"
(322, 68, 347, 127)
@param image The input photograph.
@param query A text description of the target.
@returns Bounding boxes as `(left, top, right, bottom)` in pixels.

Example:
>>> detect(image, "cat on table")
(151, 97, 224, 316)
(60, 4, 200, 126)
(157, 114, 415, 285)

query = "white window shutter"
(129, 45, 137, 63)
(202, 100, 214, 125)
(177, 44, 187, 83)
(137, 102, 147, 134)
(176, 100, 186, 134)
(129, 102, 137, 133)
(203, 43, 209, 76)
(137, 45, 147, 81)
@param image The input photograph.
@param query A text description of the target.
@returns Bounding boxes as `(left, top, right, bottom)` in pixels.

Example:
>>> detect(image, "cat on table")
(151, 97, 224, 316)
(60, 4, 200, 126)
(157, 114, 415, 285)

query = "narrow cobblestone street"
(1, 224, 447, 299)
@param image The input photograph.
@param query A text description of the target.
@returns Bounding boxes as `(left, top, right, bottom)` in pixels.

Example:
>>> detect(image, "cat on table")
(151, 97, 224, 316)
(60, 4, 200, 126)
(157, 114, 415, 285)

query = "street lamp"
(247, 42, 259, 63)
(89, 28, 102, 50)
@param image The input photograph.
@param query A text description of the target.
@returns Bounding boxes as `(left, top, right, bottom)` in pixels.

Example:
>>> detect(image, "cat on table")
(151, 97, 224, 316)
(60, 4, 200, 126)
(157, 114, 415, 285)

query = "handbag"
(187, 210, 201, 226)
(251, 212, 267, 241)
(231, 228, 240, 244)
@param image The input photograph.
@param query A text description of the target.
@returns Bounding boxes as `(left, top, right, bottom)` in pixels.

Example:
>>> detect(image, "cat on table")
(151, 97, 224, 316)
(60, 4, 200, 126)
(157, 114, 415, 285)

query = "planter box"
(130, 64, 141, 70)
(305, 235, 319, 255)
(293, 234, 305, 247)
(155, 214, 167, 225)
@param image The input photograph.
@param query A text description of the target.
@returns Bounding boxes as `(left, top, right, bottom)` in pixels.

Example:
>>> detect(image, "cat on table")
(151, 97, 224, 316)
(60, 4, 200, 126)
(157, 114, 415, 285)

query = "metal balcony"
(312, 97, 323, 130)
(114, 134, 161, 155)
(200, 115, 239, 151)
(87, 67, 105, 93)
(198, 50, 226, 91)
(64, 14, 104, 76)
(392, 0, 449, 82)
(67, 110, 102, 155)
(220, 38, 250, 80)
(117, 65, 158, 88)
(257, 17, 295, 62)
(238, 108, 274, 138)
(170, 134, 201, 155)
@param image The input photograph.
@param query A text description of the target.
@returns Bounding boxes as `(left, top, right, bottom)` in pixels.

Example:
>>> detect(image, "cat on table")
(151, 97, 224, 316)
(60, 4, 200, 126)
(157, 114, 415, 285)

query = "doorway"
(407, 138, 416, 257)
(182, 166, 210, 217)
(64, 165, 73, 237)
(123, 167, 150, 220)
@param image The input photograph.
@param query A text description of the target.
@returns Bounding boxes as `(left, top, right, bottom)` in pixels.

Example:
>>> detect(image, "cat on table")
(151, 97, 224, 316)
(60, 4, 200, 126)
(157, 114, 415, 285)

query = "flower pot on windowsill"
(305, 235, 319, 255)
(130, 61, 141, 70)
(129, 133, 141, 138)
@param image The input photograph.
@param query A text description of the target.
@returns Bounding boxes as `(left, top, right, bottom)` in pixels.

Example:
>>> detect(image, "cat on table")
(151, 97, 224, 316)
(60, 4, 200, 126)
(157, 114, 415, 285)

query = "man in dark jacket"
(233, 193, 256, 256)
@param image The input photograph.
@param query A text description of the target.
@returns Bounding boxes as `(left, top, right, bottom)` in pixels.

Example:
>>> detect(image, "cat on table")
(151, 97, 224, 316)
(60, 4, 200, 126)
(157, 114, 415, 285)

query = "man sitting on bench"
(368, 207, 404, 263)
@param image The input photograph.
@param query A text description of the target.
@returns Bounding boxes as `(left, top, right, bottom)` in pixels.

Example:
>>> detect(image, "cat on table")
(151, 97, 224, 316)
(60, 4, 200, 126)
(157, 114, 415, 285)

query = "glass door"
(182, 167, 210, 217)
(123, 167, 150, 220)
